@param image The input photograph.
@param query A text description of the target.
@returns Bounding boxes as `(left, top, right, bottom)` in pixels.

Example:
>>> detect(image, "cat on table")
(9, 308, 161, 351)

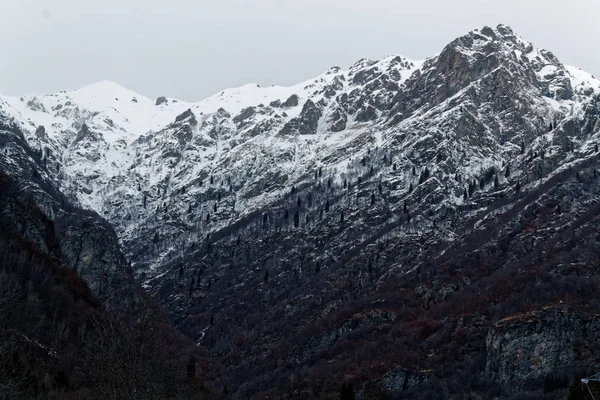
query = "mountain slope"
(0, 118, 216, 400)
(2, 24, 600, 398)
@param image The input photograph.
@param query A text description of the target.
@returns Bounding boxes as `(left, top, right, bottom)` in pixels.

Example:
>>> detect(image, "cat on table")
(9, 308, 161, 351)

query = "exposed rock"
(216, 107, 231, 118)
(26, 97, 48, 113)
(233, 106, 256, 126)
(0, 122, 136, 309)
(155, 96, 168, 106)
(56, 212, 135, 306)
(281, 94, 300, 108)
(279, 99, 322, 135)
(174, 108, 197, 124)
(72, 123, 92, 145)
(35, 125, 49, 142)
(329, 109, 347, 132)
(355, 105, 378, 122)
(352, 67, 379, 85)
(363, 368, 430, 398)
(486, 306, 600, 394)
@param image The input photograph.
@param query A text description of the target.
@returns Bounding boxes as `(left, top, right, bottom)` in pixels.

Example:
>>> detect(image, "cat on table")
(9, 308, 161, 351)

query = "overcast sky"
(1, 0, 598, 101)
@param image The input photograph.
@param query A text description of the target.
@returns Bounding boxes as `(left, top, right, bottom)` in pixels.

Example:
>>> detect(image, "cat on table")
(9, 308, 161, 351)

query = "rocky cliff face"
(2, 24, 600, 398)
(486, 307, 600, 394)
(0, 118, 136, 308)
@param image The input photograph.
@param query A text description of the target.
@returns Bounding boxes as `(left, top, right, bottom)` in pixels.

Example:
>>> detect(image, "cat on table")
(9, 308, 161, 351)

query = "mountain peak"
(70, 80, 148, 105)
(495, 23, 514, 35)
(77, 79, 129, 91)
(449, 23, 530, 53)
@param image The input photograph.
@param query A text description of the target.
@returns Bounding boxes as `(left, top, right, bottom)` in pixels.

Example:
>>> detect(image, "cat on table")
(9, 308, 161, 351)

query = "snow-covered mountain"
(2, 25, 599, 278)
(2, 24, 600, 398)
(0, 52, 425, 268)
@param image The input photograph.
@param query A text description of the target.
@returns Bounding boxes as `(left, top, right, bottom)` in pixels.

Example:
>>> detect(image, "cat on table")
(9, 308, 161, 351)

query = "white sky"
(1, 0, 598, 101)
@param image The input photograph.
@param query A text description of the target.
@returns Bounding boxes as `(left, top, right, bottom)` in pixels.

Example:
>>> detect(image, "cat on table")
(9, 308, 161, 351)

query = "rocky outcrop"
(0, 120, 136, 309)
(362, 368, 431, 398)
(355, 104, 378, 122)
(35, 125, 48, 142)
(55, 213, 135, 305)
(329, 108, 347, 132)
(174, 108, 196, 124)
(279, 99, 322, 135)
(281, 94, 300, 108)
(486, 306, 600, 394)
(233, 106, 256, 126)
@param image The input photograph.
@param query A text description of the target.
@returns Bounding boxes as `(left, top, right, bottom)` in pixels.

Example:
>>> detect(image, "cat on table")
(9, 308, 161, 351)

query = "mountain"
(0, 114, 215, 399)
(2, 24, 600, 399)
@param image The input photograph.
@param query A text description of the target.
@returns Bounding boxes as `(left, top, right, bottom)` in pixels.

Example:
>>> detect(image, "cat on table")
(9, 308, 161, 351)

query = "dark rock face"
(352, 67, 379, 85)
(56, 214, 134, 303)
(355, 104, 378, 122)
(486, 307, 600, 394)
(155, 96, 168, 106)
(281, 94, 300, 108)
(174, 108, 196, 124)
(363, 368, 430, 398)
(329, 108, 347, 132)
(35, 125, 48, 142)
(279, 99, 322, 135)
(233, 106, 256, 126)
(298, 99, 322, 134)
(73, 123, 93, 144)
(322, 76, 345, 99)
(0, 121, 136, 308)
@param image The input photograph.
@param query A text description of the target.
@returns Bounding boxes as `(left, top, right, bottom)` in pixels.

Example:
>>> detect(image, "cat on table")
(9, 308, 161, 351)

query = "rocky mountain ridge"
(2, 24, 600, 398)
